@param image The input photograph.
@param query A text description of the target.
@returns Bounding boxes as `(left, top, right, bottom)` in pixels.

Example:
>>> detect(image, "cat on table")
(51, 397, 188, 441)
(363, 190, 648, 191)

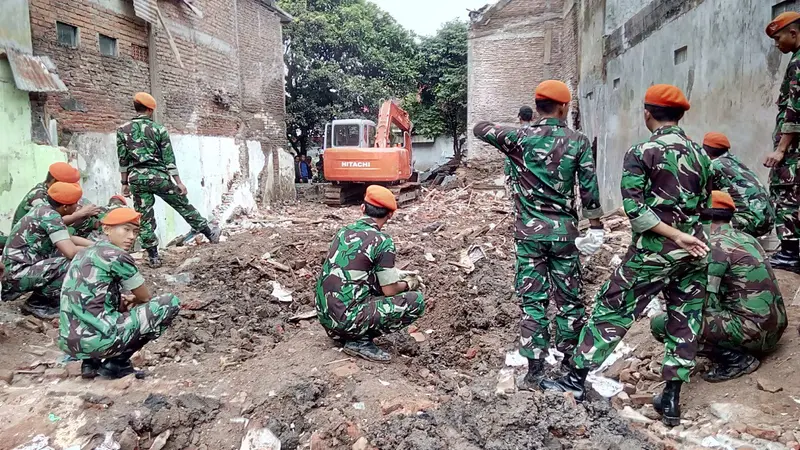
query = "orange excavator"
(322, 100, 420, 206)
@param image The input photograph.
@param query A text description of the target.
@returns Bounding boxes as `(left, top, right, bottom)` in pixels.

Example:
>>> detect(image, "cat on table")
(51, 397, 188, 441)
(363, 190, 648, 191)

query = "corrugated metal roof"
(133, 0, 159, 25)
(6, 50, 67, 92)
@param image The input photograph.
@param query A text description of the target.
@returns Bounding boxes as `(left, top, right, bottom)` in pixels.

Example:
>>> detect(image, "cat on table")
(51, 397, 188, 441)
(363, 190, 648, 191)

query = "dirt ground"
(0, 163, 799, 450)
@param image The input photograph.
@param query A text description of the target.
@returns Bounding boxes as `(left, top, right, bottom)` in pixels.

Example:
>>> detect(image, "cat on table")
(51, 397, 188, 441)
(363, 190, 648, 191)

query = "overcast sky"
(369, 0, 493, 36)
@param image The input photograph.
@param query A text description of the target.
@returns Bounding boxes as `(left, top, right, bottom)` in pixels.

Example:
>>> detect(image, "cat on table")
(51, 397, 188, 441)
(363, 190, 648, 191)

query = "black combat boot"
(703, 349, 760, 382)
(146, 247, 162, 268)
(769, 240, 800, 272)
(81, 358, 101, 379)
(560, 353, 573, 375)
(539, 366, 590, 402)
(99, 350, 142, 379)
(342, 338, 391, 363)
(201, 226, 221, 244)
(520, 358, 545, 390)
(20, 293, 59, 320)
(653, 380, 682, 427)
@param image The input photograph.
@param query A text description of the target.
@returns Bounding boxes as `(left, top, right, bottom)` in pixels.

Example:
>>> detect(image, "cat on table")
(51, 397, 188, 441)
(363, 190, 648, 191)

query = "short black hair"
(47, 196, 67, 210)
(44, 172, 55, 184)
(700, 208, 734, 223)
(518, 106, 533, 122)
(703, 145, 728, 158)
(134, 102, 150, 113)
(364, 202, 391, 219)
(645, 104, 685, 122)
(535, 99, 559, 115)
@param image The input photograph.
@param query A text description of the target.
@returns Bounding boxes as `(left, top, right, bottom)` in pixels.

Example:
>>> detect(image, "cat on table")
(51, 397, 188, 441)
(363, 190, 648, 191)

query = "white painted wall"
(579, 0, 788, 212)
(413, 135, 455, 172)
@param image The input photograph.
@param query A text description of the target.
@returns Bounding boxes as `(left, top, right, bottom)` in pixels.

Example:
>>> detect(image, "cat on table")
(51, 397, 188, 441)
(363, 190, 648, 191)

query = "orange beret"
(48, 182, 83, 205)
(364, 185, 398, 212)
(644, 84, 691, 111)
(711, 191, 735, 211)
(109, 195, 127, 205)
(766, 12, 800, 37)
(703, 132, 731, 150)
(134, 92, 156, 110)
(48, 162, 80, 183)
(535, 80, 572, 104)
(101, 207, 141, 226)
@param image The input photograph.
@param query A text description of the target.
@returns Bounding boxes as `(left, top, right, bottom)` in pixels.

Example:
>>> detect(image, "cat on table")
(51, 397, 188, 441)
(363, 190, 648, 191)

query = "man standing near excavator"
(473, 80, 605, 388)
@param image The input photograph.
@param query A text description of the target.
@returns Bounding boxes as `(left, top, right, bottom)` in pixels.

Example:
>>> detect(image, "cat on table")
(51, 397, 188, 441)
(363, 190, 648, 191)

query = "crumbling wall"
(579, 0, 787, 212)
(467, 0, 579, 161)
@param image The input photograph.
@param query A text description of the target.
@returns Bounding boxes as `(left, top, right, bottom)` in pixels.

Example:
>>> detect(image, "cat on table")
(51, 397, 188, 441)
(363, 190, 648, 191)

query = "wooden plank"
(156, 4, 184, 69)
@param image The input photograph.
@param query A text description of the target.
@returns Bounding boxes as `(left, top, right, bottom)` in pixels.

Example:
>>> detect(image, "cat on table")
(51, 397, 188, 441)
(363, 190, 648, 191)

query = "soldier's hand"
(673, 232, 709, 258)
(764, 150, 785, 168)
(176, 183, 188, 196)
(77, 204, 103, 218)
(122, 185, 131, 197)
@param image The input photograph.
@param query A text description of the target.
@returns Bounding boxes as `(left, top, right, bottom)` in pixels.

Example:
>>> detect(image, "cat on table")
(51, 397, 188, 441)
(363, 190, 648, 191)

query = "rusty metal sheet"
(6, 50, 67, 93)
(133, 0, 159, 25)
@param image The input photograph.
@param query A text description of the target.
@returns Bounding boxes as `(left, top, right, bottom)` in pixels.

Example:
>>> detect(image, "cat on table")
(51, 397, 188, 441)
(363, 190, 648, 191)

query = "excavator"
(322, 100, 420, 206)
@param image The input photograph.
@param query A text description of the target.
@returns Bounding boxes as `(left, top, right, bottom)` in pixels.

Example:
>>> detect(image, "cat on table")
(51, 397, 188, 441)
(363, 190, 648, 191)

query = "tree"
(279, 0, 420, 155)
(403, 20, 468, 160)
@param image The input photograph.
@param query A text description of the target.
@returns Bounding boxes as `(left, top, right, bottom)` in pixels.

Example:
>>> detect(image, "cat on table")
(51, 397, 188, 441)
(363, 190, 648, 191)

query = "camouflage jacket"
(3, 203, 70, 269)
(316, 218, 401, 324)
(473, 118, 604, 241)
(622, 125, 712, 256)
(774, 48, 800, 156)
(707, 224, 786, 332)
(12, 182, 48, 226)
(58, 240, 146, 352)
(711, 152, 775, 237)
(117, 115, 179, 181)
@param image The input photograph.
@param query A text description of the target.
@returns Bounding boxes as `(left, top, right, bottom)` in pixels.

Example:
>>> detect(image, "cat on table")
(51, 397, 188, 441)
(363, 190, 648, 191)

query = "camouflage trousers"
(59, 293, 181, 360)
(573, 246, 707, 382)
(320, 291, 425, 341)
(1, 257, 70, 303)
(769, 154, 800, 241)
(650, 300, 787, 357)
(130, 171, 208, 249)
(515, 239, 584, 360)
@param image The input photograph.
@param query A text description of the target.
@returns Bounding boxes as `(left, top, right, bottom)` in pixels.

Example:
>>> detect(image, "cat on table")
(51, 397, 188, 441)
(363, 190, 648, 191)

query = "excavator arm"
(374, 100, 413, 149)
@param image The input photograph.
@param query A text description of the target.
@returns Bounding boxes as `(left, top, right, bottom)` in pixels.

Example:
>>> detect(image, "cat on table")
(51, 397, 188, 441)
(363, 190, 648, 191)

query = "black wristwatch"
(121, 181, 128, 185)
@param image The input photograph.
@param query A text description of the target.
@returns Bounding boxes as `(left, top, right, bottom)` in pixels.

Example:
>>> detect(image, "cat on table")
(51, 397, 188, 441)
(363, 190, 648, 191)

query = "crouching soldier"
(651, 191, 787, 382)
(316, 185, 426, 362)
(58, 208, 181, 379)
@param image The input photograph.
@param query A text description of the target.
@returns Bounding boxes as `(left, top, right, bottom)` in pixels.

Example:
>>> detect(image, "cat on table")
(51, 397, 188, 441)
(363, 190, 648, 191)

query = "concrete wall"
(412, 135, 455, 172)
(578, 0, 788, 211)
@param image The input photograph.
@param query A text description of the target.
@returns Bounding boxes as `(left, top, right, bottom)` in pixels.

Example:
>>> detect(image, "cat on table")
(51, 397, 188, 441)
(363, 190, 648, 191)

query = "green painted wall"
(0, 59, 66, 233)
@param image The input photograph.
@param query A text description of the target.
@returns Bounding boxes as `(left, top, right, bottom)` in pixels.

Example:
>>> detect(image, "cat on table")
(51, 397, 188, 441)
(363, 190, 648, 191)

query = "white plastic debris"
(495, 368, 516, 396)
(14, 435, 56, 450)
(240, 427, 281, 450)
(424, 253, 436, 262)
(269, 281, 293, 303)
(586, 373, 623, 398)
(610, 255, 623, 267)
(504, 350, 528, 367)
(379, 379, 390, 386)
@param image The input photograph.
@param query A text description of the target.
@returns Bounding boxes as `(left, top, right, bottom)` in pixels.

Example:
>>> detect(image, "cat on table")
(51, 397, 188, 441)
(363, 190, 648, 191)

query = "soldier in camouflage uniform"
(316, 186, 426, 362)
(59, 208, 180, 379)
(651, 191, 787, 383)
(2, 183, 90, 319)
(704, 133, 774, 238)
(117, 92, 219, 268)
(541, 85, 712, 428)
(765, 13, 800, 270)
(473, 80, 604, 386)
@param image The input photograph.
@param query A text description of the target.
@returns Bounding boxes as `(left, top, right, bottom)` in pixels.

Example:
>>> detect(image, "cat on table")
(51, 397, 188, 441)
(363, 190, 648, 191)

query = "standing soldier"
(59, 208, 181, 379)
(765, 12, 800, 270)
(117, 92, 220, 268)
(705, 132, 774, 238)
(316, 186, 426, 362)
(541, 85, 712, 428)
(473, 80, 605, 387)
(650, 192, 787, 382)
(2, 183, 91, 319)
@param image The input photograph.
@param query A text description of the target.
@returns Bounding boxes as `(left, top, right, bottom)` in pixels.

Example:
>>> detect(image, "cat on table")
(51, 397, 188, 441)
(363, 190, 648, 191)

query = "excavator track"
(324, 182, 420, 207)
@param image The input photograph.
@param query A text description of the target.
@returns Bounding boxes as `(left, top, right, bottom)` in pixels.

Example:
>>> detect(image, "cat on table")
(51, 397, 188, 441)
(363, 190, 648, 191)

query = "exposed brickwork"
(467, 0, 580, 161)
(28, 0, 286, 151)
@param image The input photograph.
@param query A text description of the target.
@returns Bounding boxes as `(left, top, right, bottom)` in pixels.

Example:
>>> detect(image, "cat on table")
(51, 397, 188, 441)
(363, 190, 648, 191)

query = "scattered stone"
(756, 378, 783, 393)
(19, 317, 44, 332)
(352, 437, 369, 450)
(310, 432, 330, 450)
(43, 368, 68, 380)
(495, 368, 516, 397)
(640, 405, 661, 421)
(709, 403, 766, 422)
(108, 376, 134, 391)
(240, 427, 281, 450)
(745, 426, 779, 442)
(344, 422, 361, 440)
(80, 393, 114, 409)
(464, 347, 479, 359)
(603, 358, 629, 380)
(629, 393, 653, 406)
(0, 369, 14, 385)
(619, 369, 638, 384)
(381, 401, 403, 416)
(409, 332, 426, 343)
(149, 429, 171, 450)
(65, 361, 82, 377)
(418, 368, 431, 379)
(164, 272, 194, 285)
(622, 383, 636, 395)
(178, 257, 202, 271)
(330, 362, 360, 378)
(781, 432, 796, 445)
(117, 427, 139, 449)
(617, 406, 654, 425)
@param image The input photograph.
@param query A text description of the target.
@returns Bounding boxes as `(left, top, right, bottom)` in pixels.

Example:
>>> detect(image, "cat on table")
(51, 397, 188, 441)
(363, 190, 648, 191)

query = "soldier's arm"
(41, 211, 79, 259)
(472, 121, 521, 156)
(373, 237, 408, 296)
(158, 125, 180, 179)
(114, 252, 150, 304)
(117, 128, 130, 186)
(778, 60, 800, 153)
(576, 137, 604, 225)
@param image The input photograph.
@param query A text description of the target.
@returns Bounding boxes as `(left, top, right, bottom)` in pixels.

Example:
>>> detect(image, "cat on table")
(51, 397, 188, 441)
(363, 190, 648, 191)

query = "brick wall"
(28, 0, 286, 150)
(467, 0, 580, 161)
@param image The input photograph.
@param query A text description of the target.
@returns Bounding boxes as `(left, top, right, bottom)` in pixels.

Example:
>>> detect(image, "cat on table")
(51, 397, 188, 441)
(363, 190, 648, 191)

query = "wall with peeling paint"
(578, 0, 789, 212)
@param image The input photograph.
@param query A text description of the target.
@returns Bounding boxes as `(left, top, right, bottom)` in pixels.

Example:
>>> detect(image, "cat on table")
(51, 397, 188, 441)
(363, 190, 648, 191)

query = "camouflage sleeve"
(576, 136, 604, 219)
(620, 145, 661, 233)
(782, 59, 800, 134)
(710, 159, 731, 191)
(113, 252, 146, 291)
(472, 121, 521, 156)
(157, 124, 180, 177)
(374, 236, 400, 286)
(706, 242, 729, 294)
(117, 127, 129, 175)
(41, 210, 70, 244)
